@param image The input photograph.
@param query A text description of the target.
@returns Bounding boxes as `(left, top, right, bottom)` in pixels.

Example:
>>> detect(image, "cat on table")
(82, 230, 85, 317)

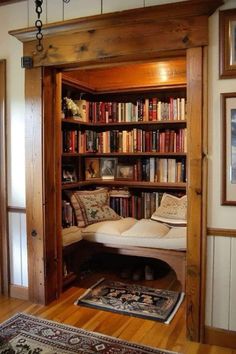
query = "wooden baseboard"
(204, 326, 236, 349)
(10, 284, 29, 300)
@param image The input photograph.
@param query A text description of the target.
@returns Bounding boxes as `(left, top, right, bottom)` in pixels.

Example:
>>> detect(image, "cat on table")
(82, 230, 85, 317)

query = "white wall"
(1, 0, 236, 332)
(206, 0, 236, 331)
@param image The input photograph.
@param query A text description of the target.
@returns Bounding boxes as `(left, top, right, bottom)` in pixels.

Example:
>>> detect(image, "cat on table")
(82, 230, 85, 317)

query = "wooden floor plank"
(0, 270, 233, 353)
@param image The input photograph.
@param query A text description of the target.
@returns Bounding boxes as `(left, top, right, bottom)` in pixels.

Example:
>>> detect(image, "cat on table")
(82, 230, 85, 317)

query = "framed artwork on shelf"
(219, 9, 236, 78)
(100, 158, 117, 180)
(116, 164, 134, 180)
(62, 164, 77, 184)
(221, 92, 236, 205)
(85, 158, 100, 180)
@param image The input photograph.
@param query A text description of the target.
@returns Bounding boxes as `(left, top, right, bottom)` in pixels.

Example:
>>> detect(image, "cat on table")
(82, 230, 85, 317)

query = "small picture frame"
(116, 164, 133, 180)
(100, 158, 117, 179)
(219, 9, 236, 78)
(85, 158, 100, 180)
(62, 164, 77, 183)
(221, 92, 236, 205)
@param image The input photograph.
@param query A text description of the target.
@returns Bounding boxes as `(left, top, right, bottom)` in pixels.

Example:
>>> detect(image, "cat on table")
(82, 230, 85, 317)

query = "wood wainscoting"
(205, 227, 236, 348)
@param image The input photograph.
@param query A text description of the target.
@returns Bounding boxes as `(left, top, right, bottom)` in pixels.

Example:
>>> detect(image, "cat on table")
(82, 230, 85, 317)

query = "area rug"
(76, 278, 184, 324)
(0, 312, 180, 354)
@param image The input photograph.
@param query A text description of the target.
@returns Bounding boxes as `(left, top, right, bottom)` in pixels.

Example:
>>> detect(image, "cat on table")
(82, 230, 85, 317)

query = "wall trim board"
(207, 228, 236, 237)
(10, 284, 28, 300)
(7, 206, 26, 214)
(204, 326, 236, 349)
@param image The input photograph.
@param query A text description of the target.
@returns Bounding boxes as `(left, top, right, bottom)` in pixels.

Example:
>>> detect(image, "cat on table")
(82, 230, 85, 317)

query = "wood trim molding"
(7, 206, 26, 214)
(207, 228, 236, 237)
(9, 0, 223, 42)
(204, 326, 236, 349)
(0, 59, 9, 296)
(0, 0, 24, 5)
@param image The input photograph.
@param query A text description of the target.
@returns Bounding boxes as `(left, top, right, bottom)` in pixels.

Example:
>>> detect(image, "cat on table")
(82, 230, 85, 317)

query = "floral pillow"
(69, 189, 121, 227)
(151, 193, 187, 226)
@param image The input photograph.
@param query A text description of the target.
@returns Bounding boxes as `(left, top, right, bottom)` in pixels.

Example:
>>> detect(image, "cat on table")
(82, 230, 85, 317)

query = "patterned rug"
(0, 313, 180, 354)
(76, 278, 184, 324)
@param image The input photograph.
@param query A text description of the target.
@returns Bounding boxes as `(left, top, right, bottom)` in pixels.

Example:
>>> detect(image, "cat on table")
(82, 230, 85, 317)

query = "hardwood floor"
(0, 263, 235, 354)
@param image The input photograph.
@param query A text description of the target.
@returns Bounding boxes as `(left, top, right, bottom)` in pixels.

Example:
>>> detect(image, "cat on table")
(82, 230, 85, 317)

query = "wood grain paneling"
(63, 58, 186, 93)
(25, 67, 45, 304)
(186, 47, 204, 342)
(208, 228, 236, 237)
(205, 237, 214, 327)
(0, 59, 8, 296)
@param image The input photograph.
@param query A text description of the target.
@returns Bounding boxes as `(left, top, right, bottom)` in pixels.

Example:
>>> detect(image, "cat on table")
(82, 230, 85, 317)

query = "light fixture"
(35, 0, 70, 52)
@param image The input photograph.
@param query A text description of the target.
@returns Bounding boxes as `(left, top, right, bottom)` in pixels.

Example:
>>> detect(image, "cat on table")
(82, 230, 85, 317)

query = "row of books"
(62, 128, 187, 154)
(62, 157, 186, 183)
(63, 97, 186, 123)
(110, 191, 161, 219)
(62, 190, 184, 225)
(136, 158, 186, 183)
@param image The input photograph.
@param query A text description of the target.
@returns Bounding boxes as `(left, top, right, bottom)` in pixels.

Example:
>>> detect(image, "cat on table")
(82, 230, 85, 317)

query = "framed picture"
(62, 164, 77, 183)
(221, 93, 236, 205)
(85, 158, 100, 180)
(100, 158, 117, 179)
(219, 9, 236, 78)
(116, 164, 133, 180)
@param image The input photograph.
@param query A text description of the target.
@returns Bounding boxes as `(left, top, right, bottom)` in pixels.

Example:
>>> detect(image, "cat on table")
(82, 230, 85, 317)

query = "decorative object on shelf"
(100, 157, 117, 180)
(116, 163, 134, 180)
(62, 164, 77, 183)
(219, 9, 236, 78)
(221, 92, 236, 205)
(34, 0, 70, 52)
(85, 158, 100, 180)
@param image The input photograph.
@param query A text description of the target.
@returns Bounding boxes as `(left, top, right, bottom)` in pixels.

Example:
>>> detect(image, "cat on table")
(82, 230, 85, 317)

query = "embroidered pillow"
(69, 189, 121, 227)
(151, 193, 187, 226)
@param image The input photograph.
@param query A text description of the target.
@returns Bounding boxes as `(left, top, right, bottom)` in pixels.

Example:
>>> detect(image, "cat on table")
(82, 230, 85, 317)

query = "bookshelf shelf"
(62, 152, 187, 157)
(62, 180, 186, 190)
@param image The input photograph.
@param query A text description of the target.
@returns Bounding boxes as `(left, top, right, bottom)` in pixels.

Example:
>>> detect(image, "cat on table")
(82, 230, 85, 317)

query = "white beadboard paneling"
(8, 212, 28, 287)
(20, 214, 28, 287)
(229, 238, 236, 331)
(64, 0, 101, 20)
(9, 213, 22, 286)
(28, 0, 47, 27)
(46, 0, 63, 23)
(205, 236, 214, 326)
(212, 237, 231, 329)
(103, 0, 143, 13)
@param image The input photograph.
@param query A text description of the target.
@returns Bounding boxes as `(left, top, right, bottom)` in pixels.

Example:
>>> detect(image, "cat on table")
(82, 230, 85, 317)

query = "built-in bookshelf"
(61, 81, 187, 283)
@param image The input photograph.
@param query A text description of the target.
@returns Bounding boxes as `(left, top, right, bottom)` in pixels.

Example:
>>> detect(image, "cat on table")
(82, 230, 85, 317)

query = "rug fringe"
(74, 277, 105, 305)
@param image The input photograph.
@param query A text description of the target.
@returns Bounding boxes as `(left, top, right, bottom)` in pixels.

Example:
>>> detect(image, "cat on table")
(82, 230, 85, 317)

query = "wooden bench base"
(66, 240, 186, 290)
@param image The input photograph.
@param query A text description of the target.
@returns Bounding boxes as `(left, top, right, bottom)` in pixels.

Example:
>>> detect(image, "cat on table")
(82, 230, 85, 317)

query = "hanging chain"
(35, 0, 43, 52)
(35, 0, 70, 52)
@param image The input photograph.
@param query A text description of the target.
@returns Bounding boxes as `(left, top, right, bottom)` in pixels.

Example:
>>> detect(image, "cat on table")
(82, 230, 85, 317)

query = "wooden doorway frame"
(10, 0, 223, 342)
(0, 59, 9, 296)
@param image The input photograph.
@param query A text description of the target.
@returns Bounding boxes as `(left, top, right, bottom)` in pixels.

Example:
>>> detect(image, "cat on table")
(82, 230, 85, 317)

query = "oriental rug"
(0, 312, 179, 354)
(76, 278, 184, 324)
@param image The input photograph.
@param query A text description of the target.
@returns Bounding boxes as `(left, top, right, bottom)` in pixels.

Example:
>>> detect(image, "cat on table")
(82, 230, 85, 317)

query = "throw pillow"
(69, 189, 121, 227)
(151, 193, 187, 226)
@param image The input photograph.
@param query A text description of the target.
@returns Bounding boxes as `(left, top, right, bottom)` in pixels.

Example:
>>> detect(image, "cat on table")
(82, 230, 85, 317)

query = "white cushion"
(81, 217, 137, 237)
(62, 226, 82, 247)
(122, 219, 170, 238)
(151, 193, 187, 226)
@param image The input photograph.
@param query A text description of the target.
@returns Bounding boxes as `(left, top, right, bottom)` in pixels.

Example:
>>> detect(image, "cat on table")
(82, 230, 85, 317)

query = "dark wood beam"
(0, 0, 25, 5)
